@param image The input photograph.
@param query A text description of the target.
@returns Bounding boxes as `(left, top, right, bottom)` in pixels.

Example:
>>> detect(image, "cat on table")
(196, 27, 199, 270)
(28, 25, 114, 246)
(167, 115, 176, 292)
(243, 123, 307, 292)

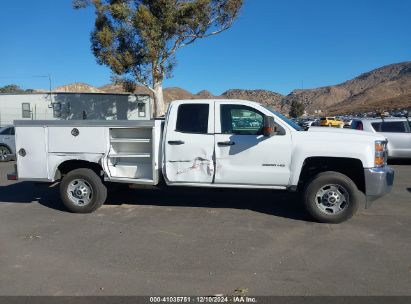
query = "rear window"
(176, 104, 209, 134)
(379, 122, 406, 133)
(351, 121, 363, 130)
(320, 118, 326, 121)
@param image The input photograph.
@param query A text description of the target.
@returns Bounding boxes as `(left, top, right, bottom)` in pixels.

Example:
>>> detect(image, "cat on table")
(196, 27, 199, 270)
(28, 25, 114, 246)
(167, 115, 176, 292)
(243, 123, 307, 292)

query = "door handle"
(218, 141, 235, 146)
(168, 140, 185, 145)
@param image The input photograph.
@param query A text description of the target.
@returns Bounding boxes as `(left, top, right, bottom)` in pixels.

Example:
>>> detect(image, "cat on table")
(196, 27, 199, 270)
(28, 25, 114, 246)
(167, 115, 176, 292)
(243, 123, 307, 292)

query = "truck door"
(214, 102, 292, 186)
(164, 102, 215, 184)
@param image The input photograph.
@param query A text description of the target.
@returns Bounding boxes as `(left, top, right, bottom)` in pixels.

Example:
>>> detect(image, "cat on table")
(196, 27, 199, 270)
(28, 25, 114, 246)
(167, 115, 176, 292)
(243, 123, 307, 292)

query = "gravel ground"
(0, 161, 410, 296)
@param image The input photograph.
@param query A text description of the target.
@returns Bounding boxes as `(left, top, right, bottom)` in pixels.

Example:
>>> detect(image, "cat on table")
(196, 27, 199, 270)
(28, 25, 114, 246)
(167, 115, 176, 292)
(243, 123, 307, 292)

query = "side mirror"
(263, 116, 277, 137)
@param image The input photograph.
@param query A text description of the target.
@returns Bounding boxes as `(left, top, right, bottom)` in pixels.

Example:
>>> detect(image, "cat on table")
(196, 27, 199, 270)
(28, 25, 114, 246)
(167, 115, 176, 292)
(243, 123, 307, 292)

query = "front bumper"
(364, 166, 394, 207)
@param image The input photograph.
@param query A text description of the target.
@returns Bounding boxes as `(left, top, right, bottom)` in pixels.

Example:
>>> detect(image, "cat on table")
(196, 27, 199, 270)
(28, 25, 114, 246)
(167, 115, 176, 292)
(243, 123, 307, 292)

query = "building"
(0, 92, 152, 126)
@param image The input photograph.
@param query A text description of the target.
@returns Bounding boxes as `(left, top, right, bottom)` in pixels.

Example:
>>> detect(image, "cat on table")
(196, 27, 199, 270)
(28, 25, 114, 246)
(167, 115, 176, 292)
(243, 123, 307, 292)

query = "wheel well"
(298, 157, 365, 193)
(0, 143, 12, 151)
(56, 160, 103, 180)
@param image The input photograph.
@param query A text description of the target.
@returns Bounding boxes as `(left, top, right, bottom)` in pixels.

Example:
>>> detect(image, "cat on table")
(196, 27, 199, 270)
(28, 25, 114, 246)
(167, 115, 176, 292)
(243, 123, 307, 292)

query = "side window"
(380, 122, 406, 133)
(53, 102, 71, 119)
(221, 105, 264, 135)
(10, 128, 15, 135)
(22, 103, 31, 119)
(138, 103, 146, 117)
(371, 122, 381, 132)
(0, 128, 11, 135)
(176, 104, 209, 134)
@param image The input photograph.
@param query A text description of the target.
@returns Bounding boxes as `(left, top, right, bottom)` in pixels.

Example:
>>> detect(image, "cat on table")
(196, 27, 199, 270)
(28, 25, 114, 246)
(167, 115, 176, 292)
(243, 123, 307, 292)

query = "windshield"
(263, 106, 302, 131)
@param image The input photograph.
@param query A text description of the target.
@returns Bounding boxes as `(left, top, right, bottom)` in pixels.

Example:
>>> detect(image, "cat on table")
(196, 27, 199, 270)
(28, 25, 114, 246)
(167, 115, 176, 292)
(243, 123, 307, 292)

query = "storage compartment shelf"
(110, 138, 151, 143)
(108, 161, 153, 180)
(109, 153, 151, 158)
(108, 127, 154, 180)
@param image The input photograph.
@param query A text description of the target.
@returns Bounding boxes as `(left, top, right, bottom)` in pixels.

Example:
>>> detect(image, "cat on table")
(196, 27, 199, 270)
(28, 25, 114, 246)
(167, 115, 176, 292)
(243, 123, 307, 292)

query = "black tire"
(0, 145, 11, 162)
(60, 168, 107, 213)
(303, 171, 361, 223)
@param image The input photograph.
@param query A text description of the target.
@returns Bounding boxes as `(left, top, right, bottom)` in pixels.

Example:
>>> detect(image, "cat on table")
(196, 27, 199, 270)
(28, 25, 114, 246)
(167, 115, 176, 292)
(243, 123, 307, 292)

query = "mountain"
(284, 62, 411, 114)
(163, 87, 198, 102)
(99, 84, 201, 102)
(44, 62, 411, 114)
(221, 89, 285, 110)
(97, 85, 286, 110)
(53, 82, 105, 93)
(195, 90, 215, 99)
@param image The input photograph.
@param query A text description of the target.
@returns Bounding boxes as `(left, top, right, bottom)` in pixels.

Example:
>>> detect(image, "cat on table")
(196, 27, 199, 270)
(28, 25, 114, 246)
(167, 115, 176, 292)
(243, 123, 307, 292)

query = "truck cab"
(163, 100, 293, 188)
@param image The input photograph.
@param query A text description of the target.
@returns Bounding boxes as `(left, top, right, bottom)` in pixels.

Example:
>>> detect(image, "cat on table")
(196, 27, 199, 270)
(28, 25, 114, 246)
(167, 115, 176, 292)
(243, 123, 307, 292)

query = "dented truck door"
(163, 101, 215, 184)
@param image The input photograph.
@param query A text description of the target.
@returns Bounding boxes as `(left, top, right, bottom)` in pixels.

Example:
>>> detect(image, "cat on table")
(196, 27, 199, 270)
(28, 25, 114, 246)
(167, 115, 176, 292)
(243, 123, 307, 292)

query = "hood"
(307, 127, 386, 139)
(292, 126, 387, 169)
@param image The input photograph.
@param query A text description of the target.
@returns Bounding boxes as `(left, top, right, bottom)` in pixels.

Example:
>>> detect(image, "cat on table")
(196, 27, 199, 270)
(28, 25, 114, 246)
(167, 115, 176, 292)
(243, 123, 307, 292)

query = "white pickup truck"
(8, 99, 394, 223)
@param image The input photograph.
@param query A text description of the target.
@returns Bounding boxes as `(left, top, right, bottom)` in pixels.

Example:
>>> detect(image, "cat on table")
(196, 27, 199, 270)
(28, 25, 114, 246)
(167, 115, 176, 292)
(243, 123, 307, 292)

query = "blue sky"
(0, 0, 410, 95)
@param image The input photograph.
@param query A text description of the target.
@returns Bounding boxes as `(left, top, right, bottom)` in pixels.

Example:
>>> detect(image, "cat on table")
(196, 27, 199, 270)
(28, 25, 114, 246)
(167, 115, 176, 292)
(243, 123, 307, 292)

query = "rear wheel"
(0, 146, 11, 162)
(303, 171, 361, 223)
(60, 168, 107, 213)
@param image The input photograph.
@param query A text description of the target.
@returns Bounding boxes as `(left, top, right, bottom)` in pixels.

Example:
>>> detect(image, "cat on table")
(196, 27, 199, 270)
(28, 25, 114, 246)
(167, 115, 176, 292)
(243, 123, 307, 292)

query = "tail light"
(374, 140, 388, 167)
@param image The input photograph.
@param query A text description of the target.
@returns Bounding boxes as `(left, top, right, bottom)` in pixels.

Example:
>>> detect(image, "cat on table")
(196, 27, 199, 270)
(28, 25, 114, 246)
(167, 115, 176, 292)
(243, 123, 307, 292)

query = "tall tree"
(289, 100, 305, 118)
(74, 0, 243, 116)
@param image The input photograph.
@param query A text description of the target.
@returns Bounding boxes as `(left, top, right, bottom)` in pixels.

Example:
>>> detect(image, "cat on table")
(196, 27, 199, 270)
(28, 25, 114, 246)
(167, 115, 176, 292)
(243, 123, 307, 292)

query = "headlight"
(375, 140, 388, 167)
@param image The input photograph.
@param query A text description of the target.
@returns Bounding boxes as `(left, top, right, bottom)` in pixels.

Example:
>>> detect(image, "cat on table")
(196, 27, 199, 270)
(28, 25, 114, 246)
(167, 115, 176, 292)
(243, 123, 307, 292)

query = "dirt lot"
(0, 161, 410, 296)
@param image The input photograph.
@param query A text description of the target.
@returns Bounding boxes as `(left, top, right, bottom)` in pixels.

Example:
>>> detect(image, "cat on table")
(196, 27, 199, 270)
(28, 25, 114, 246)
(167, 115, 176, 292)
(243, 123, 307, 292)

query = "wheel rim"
(67, 179, 93, 206)
(0, 147, 10, 161)
(315, 184, 350, 215)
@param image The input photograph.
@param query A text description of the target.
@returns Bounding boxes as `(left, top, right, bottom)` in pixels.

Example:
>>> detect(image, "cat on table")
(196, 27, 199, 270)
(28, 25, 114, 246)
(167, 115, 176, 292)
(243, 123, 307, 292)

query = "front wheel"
(60, 168, 107, 213)
(303, 171, 361, 223)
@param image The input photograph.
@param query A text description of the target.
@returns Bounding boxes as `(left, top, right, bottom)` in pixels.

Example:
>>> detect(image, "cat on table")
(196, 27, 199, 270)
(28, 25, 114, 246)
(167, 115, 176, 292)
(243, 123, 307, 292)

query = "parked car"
(0, 125, 16, 162)
(9, 99, 394, 223)
(343, 119, 353, 128)
(320, 117, 345, 128)
(351, 118, 411, 158)
(300, 119, 318, 130)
